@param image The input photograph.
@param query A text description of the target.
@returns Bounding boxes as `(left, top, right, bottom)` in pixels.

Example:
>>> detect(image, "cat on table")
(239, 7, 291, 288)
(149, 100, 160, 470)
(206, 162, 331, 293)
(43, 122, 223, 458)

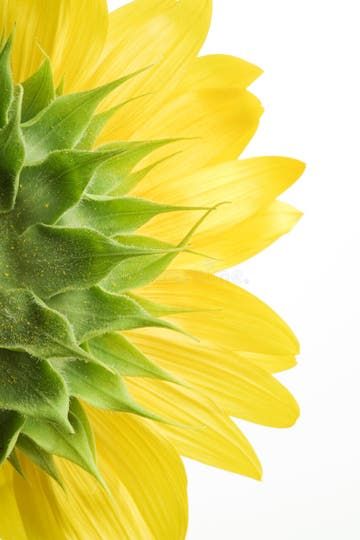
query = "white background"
(108, 1, 360, 538)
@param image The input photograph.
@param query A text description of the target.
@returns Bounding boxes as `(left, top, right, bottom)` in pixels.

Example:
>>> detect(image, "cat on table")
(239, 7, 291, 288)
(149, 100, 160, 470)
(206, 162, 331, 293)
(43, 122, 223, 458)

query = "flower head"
(0, 1, 304, 538)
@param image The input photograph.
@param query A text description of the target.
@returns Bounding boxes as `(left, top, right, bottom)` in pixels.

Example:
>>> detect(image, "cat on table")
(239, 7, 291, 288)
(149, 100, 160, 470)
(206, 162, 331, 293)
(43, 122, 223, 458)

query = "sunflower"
(0, 1, 304, 538)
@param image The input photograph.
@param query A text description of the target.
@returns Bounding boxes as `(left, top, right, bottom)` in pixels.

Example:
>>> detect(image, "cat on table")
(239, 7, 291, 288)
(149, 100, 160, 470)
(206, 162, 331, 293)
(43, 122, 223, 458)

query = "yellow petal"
(1, 0, 67, 82)
(1, 0, 108, 85)
(171, 54, 263, 94)
(13, 414, 187, 540)
(139, 269, 299, 355)
(127, 329, 300, 427)
(57, 0, 109, 92)
(127, 377, 262, 478)
(242, 351, 297, 373)
(137, 158, 304, 251)
(87, 0, 212, 139)
(0, 464, 27, 540)
(173, 200, 303, 272)
(126, 90, 262, 192)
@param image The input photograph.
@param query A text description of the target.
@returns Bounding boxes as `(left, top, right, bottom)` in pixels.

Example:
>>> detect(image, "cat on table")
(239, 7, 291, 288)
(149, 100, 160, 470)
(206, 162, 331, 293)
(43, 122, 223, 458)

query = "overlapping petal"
(139, 270, 299, 356)
(11, 413, 187, 540)
(127, 329, 300, 427)
(86, 0, 212, 139)
(0, 0, 108, 85)
(173, 200, 303, 272)
(127, 377, 262, 478)
(0, 466, 27, 540)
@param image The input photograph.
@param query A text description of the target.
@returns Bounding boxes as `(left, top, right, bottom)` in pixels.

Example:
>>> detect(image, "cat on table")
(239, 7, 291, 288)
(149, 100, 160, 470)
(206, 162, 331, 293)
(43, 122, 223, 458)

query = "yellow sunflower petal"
(1, 0, 67, 82)
(172, 54, 263, 94)
(173, 200, 303, 272)
(0, 0, 108, 85)
(58, 0, 109, 92)
(125, 90, 262, 191)
(137, 158, 304, 251)
(127, 329, 300, 427)
(13, 414, 187, 540)
(127, 377, 262, 478)
(242, 352, 297, 374)
(87, 0, 212, 138)
(0, 465, 27, 540)
(139, 269, 299, 356)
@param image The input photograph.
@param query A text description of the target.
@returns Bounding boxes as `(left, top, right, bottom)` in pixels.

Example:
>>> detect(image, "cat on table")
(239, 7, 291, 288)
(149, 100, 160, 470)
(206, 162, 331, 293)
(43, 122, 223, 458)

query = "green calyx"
(0, 37, 203, 485)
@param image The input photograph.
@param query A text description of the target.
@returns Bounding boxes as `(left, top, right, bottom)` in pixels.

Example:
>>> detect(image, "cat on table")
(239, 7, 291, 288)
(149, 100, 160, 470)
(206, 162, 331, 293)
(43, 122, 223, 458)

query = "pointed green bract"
(0, 287, 87, 361)
(0, 349, 70, 427)
(16, 224, 171, 297)
(13, 149, 123, 232)
(0, 36, 13, 128)
(0, 85, 25, 212)
(48, 286, 175, 342)
(0, 46, 196, 484)
(61, 195, 203, 236)
(22, 73, 143, 162)
(21, 58, 55, 123)
(58, 358, 162, 421)
(88, 333, 179, 382)
(17, 435, 63, 486)
(23, 404, 101, 481)
(0, 411, 24, 464)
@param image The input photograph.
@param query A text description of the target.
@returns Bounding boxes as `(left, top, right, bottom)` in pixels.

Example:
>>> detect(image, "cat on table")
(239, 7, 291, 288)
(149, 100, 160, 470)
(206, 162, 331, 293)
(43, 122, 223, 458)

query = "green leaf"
(17, 434, 63, 486)
(88, 140, 173, 195)
(0, 36, 13, 128)
(13, 149, 121, 232)
(58, 358, 162, 421)
(60, 195, 201, 237)
(16, 224, 177, 297)
(21, 58, 55, 123)
(22, 73, 143, 162)
(88, 332, 179, 382)
(0, 349, 70, 428)
(0, 287, 87, 362)
(23, 402, 100, 481)
(0, 85, 25, 212)
(48, 286, 174, 342)
(0, 410, 24, 464)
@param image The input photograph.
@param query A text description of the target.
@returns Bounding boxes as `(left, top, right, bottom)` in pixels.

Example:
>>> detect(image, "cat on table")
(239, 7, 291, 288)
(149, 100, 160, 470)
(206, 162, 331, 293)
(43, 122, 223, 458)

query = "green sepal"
(0, 349, 71, 429)
(70, 397, 96, 458)
(88, 140, 174, 195)
(7, 449, 24, 476)
(21, 58, 55, 123)
(48, 286, 176, 342)
(16, 224, 179, 297)
(101, 235, 181, 292)
(22, 72, 144, 162)
(0, 85, 25, 212)
(17, 434, 63, 487)
(76, 105, 121, 150)
(0, 410, 24, 464)
(57, 357, 163, 422)
(60, 195, 204, 237)
(0, 35, 13, 128)
(22, 401, 101, 482)
(0, 287, 87, 362)
(87, 332, 179, 383)
(102, 208, 217, 292)
(13, 148, 122, 232)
